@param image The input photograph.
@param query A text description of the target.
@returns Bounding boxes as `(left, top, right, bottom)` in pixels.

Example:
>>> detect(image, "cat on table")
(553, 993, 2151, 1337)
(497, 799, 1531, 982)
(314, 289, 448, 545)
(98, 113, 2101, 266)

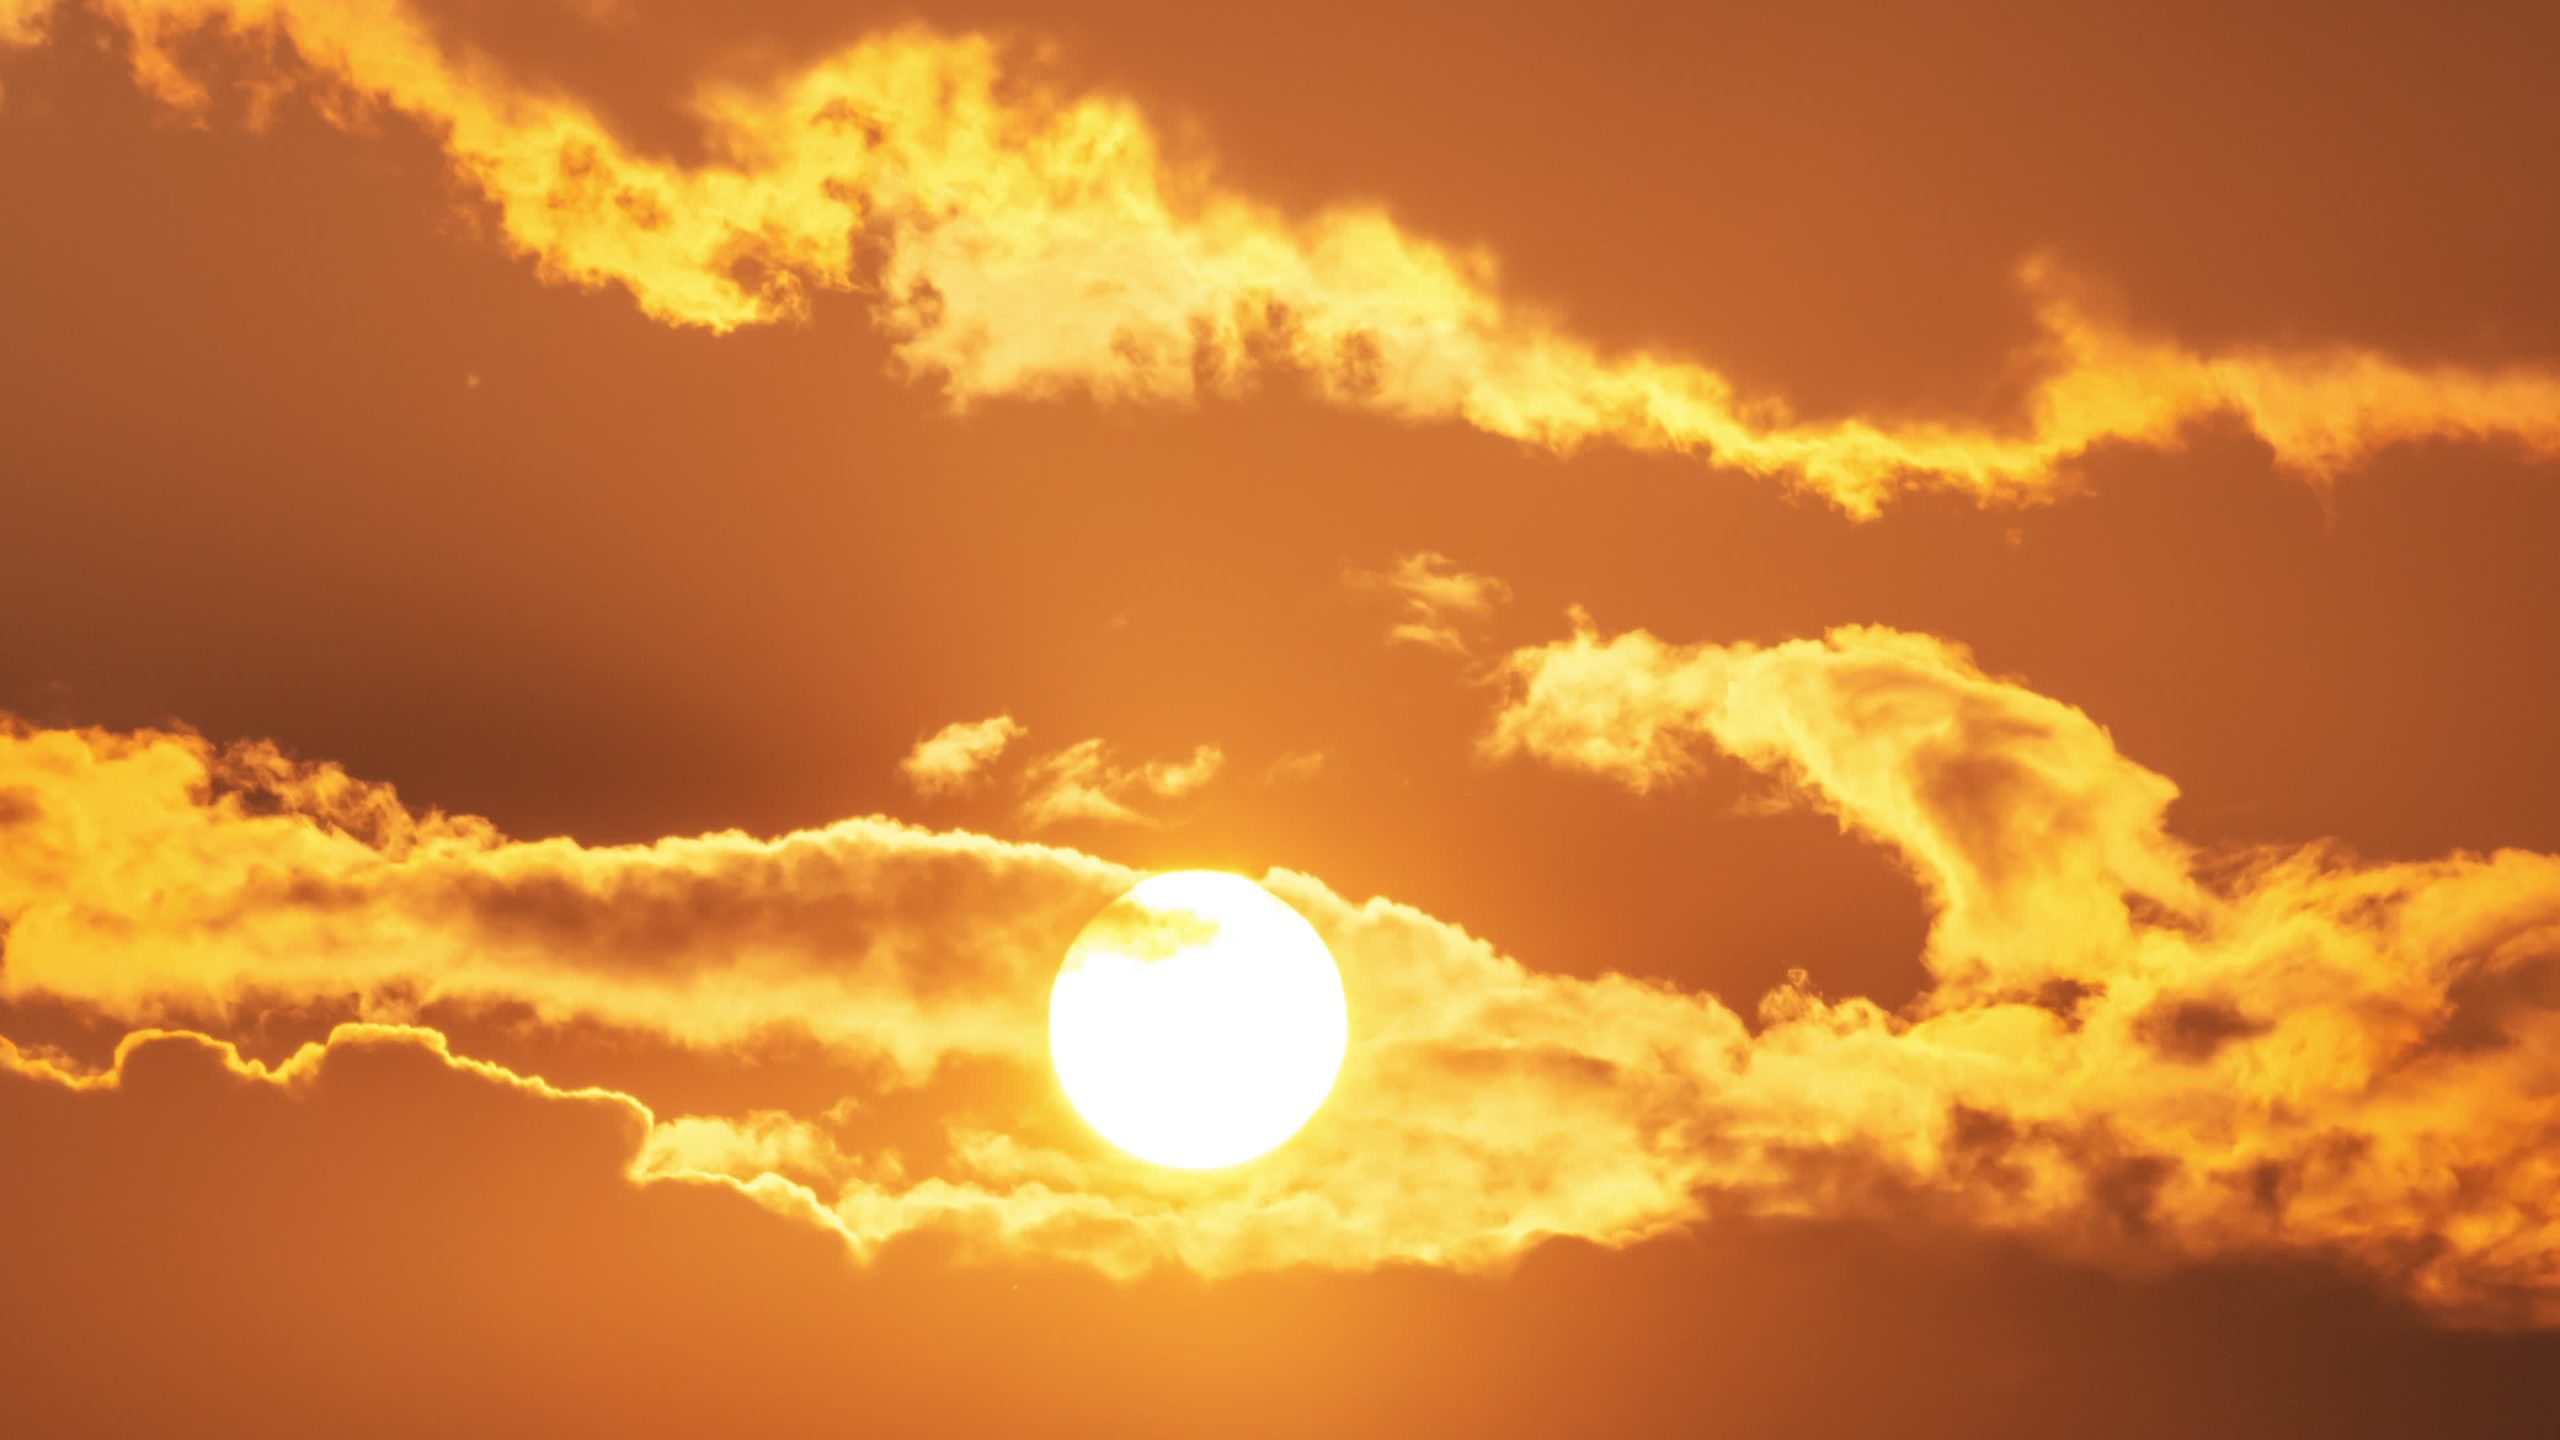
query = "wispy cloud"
(0, 717, 1711, 1276)
(1263, 749, 1328, 785)
(8, 687, 2560, 1322)
(1485, 611, 2560, 1324)
(1019, 738, 1223, 830)
(897, 715, 1226, 828)
(15, 2, 2560, 514)
(898, 715, 1026, 796)
(1350, 552, 1512, 655)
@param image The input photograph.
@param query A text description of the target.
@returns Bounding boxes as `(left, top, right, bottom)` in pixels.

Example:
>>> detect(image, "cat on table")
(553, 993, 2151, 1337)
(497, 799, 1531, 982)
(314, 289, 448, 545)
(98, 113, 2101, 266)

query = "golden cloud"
(896, 716, 1228, 828)
(0, 721, 1123, 1077)
(12, 0, 2555, 514)
(1350, 551, 1513, 656)
(1018, 738, 1225, 830)
(0, 0, 46, 45)
(8, 670, 2560, 1322)
(1486, 613, 2560, 1324)
(899, 714, 1028, 796)
(0, 718, 1719, 1278)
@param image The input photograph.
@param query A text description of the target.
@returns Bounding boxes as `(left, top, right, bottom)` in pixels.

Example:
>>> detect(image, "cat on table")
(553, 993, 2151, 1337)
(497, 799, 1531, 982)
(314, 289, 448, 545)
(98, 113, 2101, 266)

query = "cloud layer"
(7, 647, 2559, 1323)
(11, 1, 2560, 514)
(0, 718, 1718, 1276)
(1, 8, 2551, 1321)
(1487, 614, 2560, 1323)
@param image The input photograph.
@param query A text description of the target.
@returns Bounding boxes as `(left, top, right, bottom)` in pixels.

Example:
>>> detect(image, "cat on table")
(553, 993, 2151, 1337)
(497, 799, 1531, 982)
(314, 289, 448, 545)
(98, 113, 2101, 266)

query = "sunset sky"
(6, 2, 2560, 1434)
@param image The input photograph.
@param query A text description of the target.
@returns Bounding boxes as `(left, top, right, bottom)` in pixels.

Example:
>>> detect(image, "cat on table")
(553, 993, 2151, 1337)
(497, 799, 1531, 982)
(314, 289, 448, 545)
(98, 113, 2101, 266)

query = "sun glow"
(1049, 871, 1350, 1170)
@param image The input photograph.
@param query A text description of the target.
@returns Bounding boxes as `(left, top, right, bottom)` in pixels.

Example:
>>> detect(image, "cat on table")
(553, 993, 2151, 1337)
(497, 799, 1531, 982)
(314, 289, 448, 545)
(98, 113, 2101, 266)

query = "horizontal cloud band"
(8, 1, 2560, 513)
(0, 719, 1725, 1276)
(7, 609, 2560, 1322)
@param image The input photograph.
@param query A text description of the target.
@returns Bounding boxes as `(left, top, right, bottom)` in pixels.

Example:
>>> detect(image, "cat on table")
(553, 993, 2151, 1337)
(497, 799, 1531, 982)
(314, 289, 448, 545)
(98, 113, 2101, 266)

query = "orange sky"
(5, 2, 2560, 1433)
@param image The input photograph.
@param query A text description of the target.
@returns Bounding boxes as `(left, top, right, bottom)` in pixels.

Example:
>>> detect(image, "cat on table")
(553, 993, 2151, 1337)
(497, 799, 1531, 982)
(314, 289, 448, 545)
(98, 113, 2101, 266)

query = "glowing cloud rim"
(8, 0, 2560, 514)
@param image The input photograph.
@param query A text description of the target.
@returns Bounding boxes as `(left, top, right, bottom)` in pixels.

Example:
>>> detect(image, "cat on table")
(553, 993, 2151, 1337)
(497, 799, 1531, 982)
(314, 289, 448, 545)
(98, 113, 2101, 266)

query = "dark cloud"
(2135, 997, 2271, 1062)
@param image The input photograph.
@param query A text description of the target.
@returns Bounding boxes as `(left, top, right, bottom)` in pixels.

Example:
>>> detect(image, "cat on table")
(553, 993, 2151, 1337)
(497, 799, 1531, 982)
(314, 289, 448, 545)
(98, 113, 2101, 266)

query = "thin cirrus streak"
(12, 1, 2560, 514)
(6, 629, 2560, 1322)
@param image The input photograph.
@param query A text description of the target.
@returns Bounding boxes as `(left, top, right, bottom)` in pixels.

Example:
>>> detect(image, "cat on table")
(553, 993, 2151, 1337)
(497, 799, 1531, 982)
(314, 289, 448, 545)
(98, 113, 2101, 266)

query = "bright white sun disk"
(1049, 871, 1349, 1169)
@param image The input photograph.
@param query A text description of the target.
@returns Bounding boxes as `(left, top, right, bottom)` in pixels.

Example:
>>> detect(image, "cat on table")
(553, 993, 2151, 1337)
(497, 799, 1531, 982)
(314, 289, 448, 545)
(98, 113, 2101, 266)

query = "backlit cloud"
(897, 717, 1228, 828)
(1018, 738, 1224, 830)
(12, 1, 2559, 514)
(0, 0, 44, 45)
(0, 720, 1122, 1079)
(0, 717, 1720, 1276)
(899, 714, 1027, 796)
(1351, 551, 1512, 656)
(6, 686, 2559, 1321)
(1485, 613, 2560, 1324)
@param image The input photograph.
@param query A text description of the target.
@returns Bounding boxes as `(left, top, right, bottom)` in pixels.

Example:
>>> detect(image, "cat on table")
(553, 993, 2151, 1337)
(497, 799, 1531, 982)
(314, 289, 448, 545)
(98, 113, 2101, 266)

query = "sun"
(1049, 871, 1350, 1170)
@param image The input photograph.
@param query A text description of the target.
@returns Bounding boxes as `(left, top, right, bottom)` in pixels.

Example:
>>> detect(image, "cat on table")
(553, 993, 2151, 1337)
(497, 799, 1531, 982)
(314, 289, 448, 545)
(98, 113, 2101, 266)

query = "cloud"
(0, 717, 1717, 1279)
(11, 686, 2560, 1321)
(0, 720, 1128, 1080)
(1350, 552, 1512, 655)
(899, 714, 1026, 795)
(0, 1021, 845, 1434)
(0, 0, 48, 46)
(1018, 738, 1224, 829)
(896, 716, 1228, 827)
(1485, 612, 2560, 1324)
(1264, 749, 1328, 785)
(19, 1019, 2552, 1436)
(22, 1, 2560, 515)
